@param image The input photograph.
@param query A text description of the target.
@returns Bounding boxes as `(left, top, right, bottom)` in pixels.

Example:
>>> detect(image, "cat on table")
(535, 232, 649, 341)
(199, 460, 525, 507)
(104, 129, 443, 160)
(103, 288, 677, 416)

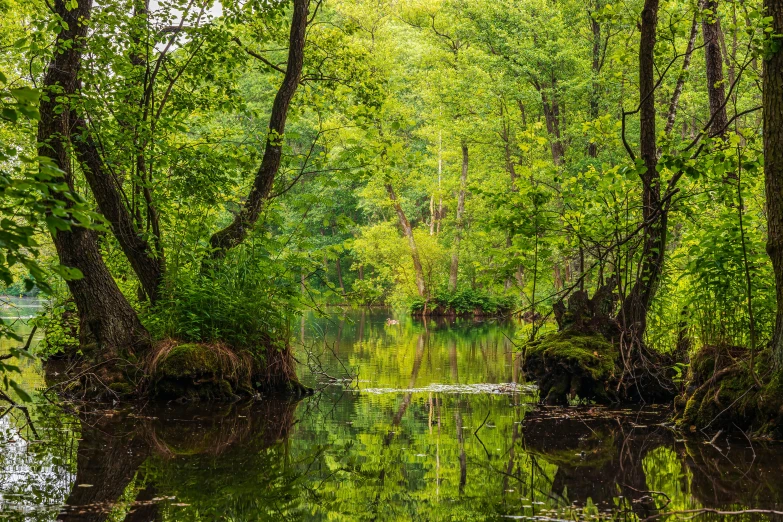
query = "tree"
(37, 0, 150, 358)
(765, 0, 783, 365)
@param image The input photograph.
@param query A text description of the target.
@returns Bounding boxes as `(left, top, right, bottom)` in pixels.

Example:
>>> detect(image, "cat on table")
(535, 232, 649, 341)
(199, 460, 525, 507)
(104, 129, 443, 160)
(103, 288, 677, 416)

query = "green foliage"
(410, 287, 517, 316)
(32, 296, 79, 359)
(143, 239, 303, 356)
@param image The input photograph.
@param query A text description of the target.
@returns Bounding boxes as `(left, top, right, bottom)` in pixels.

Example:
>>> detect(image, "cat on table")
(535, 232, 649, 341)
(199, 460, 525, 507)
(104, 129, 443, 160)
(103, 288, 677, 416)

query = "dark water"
(1, 306, 782, 521)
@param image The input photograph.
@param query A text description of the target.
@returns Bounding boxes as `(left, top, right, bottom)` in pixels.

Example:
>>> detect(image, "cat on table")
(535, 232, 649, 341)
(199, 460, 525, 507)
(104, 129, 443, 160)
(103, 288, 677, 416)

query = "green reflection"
(1, 309, 783, 521)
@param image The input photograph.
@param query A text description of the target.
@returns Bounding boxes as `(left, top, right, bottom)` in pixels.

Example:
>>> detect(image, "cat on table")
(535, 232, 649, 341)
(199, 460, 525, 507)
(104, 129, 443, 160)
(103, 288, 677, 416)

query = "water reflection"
(58, 400, 300, 521)
(1, 308, 783, 520)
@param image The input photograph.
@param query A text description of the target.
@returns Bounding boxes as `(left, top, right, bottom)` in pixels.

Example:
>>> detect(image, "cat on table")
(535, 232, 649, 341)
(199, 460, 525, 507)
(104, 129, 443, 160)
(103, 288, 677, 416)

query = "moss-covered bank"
(523, 287, 676, 405)
(524, 330, 618, 405)
(44, 338, 312, 402)
(675, 345, 783, 437)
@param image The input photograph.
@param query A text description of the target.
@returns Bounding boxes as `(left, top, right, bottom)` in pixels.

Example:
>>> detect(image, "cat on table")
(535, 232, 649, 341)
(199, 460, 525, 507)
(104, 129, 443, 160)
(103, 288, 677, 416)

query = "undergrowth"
(142, 241, 304, 358)
(410, 287, 517, 316)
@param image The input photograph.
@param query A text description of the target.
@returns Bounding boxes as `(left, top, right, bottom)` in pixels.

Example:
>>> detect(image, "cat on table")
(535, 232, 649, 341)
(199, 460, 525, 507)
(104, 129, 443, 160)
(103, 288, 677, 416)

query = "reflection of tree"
(384, 332, 427, 445)
(450, 339, 467, 495)
(523, 409, 669, 518)
(57, 400, 300, 521)
(682, 440, 783, 513)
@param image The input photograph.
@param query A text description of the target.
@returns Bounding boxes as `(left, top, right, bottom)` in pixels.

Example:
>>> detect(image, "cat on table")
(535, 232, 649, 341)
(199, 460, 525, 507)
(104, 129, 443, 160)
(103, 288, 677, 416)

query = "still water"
(1, 307, 782, 521)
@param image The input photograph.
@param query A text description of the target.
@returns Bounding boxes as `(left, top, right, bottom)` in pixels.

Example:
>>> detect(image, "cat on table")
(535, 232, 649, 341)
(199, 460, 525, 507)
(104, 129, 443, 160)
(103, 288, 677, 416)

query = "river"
(0, 305, 781, 520)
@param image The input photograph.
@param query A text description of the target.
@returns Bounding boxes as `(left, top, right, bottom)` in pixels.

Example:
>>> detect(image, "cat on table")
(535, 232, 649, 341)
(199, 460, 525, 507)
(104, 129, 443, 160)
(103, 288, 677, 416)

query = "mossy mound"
(149, 341, 253, 401)
(676, 346, 783, 437)
(524, 330, 618, 405)
(148, 339, 313, 401)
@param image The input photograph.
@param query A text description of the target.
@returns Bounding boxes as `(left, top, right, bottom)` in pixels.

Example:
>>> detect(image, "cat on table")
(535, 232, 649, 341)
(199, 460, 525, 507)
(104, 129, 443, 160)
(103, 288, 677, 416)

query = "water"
(1, 306, 783, 521)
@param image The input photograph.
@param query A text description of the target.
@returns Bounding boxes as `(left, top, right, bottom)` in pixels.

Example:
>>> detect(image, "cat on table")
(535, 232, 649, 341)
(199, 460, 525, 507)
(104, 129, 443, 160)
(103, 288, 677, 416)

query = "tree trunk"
(335, 257, 345, 294)
(764, 0, 783, 365)
(541, 85, 565, 165)
(500, 102, 519, 184)
(449, 143, 468, 292)
(700, 0, 729, 138)
(386, 184, 427, 298)
(665, 15, 699, 134)
(64, 0, 164, 304)
(38, 0, 149, 358)
(73, 126, 164, 302)
(588, 3, 601, 157)
(619, 0, 665, 338)
(208, 0, 308, 258)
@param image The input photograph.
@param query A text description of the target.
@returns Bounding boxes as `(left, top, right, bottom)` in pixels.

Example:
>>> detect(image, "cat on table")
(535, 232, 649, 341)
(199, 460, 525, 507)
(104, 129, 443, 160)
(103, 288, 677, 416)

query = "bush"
(142, 243, 303, 358)
(410, 287, 517, 316)
(33, 297, 79, 358)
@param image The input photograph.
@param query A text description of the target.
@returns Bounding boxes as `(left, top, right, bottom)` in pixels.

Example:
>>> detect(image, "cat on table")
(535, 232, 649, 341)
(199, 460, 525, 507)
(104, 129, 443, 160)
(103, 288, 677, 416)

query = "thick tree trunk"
(386, 184, 427, 298)
(619, 0, 665, 338)
(764, 0, 783, 365)
(665, 16, 699, 134)
(209, 0, 308, 258)
(38, 0, 149, 358)
(449, 143, 468, 292)
(700, 0, 729, 137)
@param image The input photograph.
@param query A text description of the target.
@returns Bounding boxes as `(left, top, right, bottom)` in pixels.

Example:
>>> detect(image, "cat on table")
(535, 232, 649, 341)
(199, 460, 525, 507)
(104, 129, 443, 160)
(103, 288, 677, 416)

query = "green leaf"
(9, 380, 33, 403)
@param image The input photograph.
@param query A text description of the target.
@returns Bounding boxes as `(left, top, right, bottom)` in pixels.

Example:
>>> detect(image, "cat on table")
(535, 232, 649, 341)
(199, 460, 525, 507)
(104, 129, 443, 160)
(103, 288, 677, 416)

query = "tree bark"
(449, 143, 468, 292)
(38, 0, 149, 357)
(541, 84, 565, 165)
(665, 15, 699, 134)
(764, 0, 783, 365)
(588, 3, 602, 157)
(700, 0, 729, 138)
(619, 0, 666, 338)
(73, 126, 164, 302)
(208, 0, 308, 258)
(386, 184, 427, 298)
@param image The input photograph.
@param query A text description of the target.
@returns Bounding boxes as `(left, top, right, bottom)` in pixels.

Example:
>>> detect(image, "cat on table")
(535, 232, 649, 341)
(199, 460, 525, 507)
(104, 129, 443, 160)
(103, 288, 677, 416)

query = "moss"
(527, 330, 617, 381)
(108, 382, 134, 397)
(524, 331, 618, 405)
(151, 342, 249, 401)
(677, 346, 783, 436)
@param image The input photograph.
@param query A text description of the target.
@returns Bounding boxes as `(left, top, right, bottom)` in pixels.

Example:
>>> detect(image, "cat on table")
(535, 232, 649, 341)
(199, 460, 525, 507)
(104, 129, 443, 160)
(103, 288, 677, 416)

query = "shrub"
(410, 287, 517, 316)
(143, 243, 303, 358)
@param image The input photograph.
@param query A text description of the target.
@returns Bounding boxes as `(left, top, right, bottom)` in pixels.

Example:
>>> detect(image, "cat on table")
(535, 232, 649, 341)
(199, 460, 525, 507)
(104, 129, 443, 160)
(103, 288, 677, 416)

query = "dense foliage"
(0, 0, 782, 406)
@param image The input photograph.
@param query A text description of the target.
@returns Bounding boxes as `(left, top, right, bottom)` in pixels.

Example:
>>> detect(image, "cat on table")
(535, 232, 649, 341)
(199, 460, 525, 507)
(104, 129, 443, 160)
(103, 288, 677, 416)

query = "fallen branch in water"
(642, 508, 783, 520)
